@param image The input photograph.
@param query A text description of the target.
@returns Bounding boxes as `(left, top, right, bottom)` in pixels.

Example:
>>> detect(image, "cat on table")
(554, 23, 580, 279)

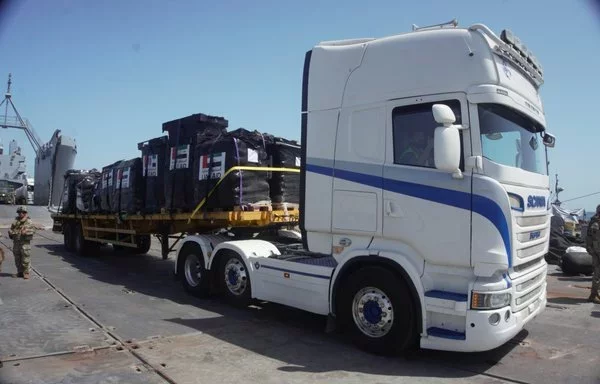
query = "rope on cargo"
(187, 166, 300, 223)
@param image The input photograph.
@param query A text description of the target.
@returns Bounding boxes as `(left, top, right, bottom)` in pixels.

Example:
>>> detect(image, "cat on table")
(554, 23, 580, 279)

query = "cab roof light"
(471, 24, 544, 87)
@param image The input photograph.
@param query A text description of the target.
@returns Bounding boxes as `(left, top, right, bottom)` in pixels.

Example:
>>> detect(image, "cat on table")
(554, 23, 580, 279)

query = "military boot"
(23, 272, 30, 280)
(12, 272, 23, 278)
(589, 295, 600, 304)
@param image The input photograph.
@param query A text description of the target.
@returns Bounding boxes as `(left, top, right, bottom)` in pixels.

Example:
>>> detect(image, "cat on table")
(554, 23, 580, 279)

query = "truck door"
(331, 106, 386, 247)
(381, 94, 472, 267)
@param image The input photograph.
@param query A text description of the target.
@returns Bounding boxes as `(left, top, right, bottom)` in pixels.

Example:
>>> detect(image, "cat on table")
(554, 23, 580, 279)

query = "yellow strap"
(187, 166, 300, 223)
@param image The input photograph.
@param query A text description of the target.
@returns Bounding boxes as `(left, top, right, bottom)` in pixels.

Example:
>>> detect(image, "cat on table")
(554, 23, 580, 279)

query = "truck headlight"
(471, 291, 511, 310)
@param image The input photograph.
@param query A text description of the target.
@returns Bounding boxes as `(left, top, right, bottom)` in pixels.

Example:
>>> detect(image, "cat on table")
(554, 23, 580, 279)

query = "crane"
(0, 73, 43, 153)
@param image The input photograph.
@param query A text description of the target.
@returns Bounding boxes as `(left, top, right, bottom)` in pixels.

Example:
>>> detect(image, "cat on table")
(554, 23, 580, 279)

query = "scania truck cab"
(175, 20, 555, 355)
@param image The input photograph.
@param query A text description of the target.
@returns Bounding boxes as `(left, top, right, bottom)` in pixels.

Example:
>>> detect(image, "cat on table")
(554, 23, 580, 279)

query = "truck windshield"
(478, 103, 546, 175)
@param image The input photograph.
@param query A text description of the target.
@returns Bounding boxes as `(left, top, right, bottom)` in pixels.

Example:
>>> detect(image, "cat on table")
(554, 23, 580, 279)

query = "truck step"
(427, 327, 466, 341)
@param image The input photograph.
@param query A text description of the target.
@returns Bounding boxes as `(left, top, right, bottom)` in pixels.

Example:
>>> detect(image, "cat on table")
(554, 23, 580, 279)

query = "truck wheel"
(336, 266, 417, 355)
(218, 252, 252, 308)
(178, 244, 210, 298)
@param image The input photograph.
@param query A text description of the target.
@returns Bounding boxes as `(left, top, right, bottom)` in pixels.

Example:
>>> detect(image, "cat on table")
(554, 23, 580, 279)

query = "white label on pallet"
(247, 148, 258, 163)
(118, 167, 131, 189)
(106, 169, 114, 188)
(170, 145, 190, 170)
(295, 157, 301, 167)
(102, 172, 109, 189)
(199, 152, 226, 180)
(143, 154, 158, 177)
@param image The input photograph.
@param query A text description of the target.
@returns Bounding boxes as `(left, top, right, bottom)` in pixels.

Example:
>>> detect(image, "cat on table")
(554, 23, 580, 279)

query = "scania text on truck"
(175, 20, 556, 355)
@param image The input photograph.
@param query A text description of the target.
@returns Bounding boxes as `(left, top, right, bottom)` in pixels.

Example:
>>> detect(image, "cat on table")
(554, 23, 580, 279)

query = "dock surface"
(0, 208, 598, 384)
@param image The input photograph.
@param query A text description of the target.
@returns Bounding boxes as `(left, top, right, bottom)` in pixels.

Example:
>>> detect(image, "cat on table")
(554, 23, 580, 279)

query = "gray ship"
(0, 73, 77, 209)
(34, 129, 77, 209)
(0, 138, 28, 203)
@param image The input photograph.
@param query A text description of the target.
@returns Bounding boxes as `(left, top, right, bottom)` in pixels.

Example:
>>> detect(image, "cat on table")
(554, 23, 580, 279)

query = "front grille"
(517, 228, 548, 243)
(517, 242, 546, 259)
(515, 285, 543, 306)
(516, 272, 545, 292)
(517, 215, 548, 228)
(513, 256, 544, 274)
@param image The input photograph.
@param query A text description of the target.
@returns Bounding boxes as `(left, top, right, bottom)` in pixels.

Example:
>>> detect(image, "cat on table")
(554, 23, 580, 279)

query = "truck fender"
(207, 239, 281, 271)
(174, 234, 229, 276)
(329, 251, 425, 334)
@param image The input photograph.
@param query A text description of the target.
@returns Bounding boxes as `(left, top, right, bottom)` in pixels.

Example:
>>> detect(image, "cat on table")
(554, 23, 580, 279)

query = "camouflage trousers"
(13, 241, 31, 274)
(591, 252, 600, 298)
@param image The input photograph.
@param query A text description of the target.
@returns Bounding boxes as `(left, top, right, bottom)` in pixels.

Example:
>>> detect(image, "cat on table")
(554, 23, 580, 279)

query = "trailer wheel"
(63, 223, 73, 251)
(63, 222, 77, 251)
(218, 252, 252, 308)
(73, 223, 91, 256)
(178, 244, 210, 298)
(131, 235, 151, 255)
(336, 266, 417, 356)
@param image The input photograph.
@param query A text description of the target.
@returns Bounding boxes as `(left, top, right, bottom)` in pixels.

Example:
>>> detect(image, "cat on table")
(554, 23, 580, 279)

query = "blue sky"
(0, 0, 599, 210)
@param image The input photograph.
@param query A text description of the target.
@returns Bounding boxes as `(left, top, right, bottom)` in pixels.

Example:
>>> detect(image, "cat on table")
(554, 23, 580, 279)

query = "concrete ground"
(0, 208, 598, 383)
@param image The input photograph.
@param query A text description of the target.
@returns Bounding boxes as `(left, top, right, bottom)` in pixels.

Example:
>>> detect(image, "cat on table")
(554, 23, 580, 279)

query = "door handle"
(386, 200, 402, 217)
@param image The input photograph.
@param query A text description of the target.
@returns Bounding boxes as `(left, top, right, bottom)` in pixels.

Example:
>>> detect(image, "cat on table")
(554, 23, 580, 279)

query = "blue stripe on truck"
(306, 163, 511, 267)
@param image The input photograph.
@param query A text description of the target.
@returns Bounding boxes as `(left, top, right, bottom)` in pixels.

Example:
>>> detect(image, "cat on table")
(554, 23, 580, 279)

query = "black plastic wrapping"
(194, 128, 270, 210)
(100, 160, 123, 213)
(111, 158, 144, 214)
(91, 178, 103, 213)
(138, 136, 168, 214)
(266, 138, 301, 204)
(61, 170, 89, 214)
(163, 113, 229, 212)
(162, 113, 228, 146)
(76, 171, 101, 213)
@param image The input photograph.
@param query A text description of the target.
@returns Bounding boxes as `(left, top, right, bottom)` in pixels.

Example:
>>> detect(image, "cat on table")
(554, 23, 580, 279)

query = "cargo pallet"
(51, 165, 300, 259)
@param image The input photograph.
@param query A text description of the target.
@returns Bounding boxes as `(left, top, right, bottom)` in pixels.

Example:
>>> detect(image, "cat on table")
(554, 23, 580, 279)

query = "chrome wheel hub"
(352, 287, 394, 338)
(184, 254, 202, 287)
(224, 258, 247, 296)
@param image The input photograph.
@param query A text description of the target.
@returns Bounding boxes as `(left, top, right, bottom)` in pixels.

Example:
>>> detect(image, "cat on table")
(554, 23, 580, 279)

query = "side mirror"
(433, 104, 456, 126)
(433, 104, 463, 179)
(542, 132, 555, 148)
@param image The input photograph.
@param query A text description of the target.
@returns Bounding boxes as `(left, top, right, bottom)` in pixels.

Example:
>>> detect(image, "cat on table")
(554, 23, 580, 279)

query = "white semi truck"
(174, 20, 555, 354)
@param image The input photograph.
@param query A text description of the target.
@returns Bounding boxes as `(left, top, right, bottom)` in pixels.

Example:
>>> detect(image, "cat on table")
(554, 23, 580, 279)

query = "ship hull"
(34, 130, 77, 209)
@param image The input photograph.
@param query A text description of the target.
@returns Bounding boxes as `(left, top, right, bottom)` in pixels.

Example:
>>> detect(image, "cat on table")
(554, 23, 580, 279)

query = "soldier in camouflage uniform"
(0, 232, 4, 273)
(8, 206, 36, 279)
(586, 205, 600, 304)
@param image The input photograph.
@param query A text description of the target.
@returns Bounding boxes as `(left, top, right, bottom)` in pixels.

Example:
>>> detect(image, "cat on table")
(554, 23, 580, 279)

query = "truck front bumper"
(421, 284, 546, 352)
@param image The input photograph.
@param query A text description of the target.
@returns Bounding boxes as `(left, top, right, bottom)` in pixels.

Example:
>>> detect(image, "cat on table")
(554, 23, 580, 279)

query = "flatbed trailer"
(51, 165, 300, 259)
(51, 208, 299, 259)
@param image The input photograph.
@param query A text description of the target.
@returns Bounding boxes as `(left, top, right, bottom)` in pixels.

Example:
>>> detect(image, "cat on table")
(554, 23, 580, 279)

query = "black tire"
(63, 222, 72, 251)
(218, 252, 252, 307)
(72, 223, 91, 256)
(336, 266, 418, 356)
(131, 235, 151, 255)
(63, 222, 77, 251)
(177, 244, 210, 298)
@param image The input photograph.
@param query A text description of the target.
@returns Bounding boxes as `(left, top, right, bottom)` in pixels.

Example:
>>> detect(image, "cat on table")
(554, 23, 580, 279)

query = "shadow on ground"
(26, 233, 522, 380)
(547, 297, 591, 305)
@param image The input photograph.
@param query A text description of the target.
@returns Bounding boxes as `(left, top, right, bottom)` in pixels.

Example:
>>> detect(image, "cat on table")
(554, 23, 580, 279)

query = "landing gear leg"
(160, 231, 169, 260)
